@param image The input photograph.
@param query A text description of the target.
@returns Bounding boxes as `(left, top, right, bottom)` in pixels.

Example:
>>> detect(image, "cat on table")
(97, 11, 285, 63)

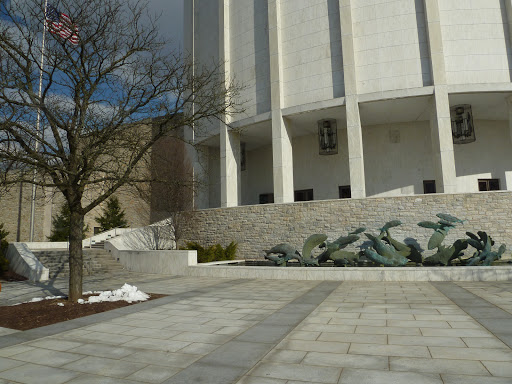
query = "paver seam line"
(431, 282, 511, 317)
(2, 354, 148, 384)
(0, 278, 252, 350)
(481, 360, 493, 377)
(162, 281, 342, 384)
(430, 282, 512, 350)
(453, 281, 512, 313)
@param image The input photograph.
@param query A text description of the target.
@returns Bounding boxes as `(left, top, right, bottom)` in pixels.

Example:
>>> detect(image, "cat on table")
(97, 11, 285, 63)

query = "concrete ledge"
(6, 243, 49, 282)
(281, 97, 345, 117)
(115, 250, 197, 275)
(448, 82, 512, 94)
(358, 86, 434, 104)
(186, 265, 512, 281)
(230, 111, 272, 129)
(24, 242, 68, 250)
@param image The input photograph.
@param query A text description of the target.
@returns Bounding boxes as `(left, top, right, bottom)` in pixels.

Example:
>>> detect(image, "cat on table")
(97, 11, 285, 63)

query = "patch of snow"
(82, 291, 102, 295)
(80, 284, 149, 304)
(57, 303, 64, 307)
(29, 298, 43, 303)
(11, 295, 66, 306)
(9, 286, 149, 306)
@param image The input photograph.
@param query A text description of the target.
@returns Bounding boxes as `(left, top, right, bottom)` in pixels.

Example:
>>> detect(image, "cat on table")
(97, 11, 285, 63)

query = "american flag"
(45, 4, 79, 45)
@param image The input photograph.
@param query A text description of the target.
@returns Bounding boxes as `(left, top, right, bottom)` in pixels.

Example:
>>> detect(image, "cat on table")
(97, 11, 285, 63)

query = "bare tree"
(0, 0, 242, 301)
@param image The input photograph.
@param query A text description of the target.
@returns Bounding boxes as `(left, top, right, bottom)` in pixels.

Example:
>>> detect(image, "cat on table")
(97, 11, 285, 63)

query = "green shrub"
(0, 223, 9, 273)
(181, 241, 238, 263)
(0, 255, 8, 273)
(48, 204, 89, 241)
(94, 196, 128, 232)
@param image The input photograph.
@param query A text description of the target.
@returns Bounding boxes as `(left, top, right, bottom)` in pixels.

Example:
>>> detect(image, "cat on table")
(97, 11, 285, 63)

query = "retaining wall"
(6, 243, 49, 282)
(187, 264, 512, 281)
(115, 250, 196, 275)
(183, 191, 512, 259)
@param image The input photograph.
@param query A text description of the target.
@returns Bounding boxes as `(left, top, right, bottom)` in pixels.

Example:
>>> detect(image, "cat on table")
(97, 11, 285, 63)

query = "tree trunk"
(68, 209, 84, 302)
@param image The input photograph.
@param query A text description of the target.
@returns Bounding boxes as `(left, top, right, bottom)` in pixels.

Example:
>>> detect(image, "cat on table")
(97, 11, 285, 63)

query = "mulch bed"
(0, 293, 166, 331)
(0, 270, 28, 282)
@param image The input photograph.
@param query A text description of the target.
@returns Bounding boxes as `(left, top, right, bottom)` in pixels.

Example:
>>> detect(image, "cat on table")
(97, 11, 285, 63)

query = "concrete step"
(32, 248, 125, 278)
(89, 241, 105, 249)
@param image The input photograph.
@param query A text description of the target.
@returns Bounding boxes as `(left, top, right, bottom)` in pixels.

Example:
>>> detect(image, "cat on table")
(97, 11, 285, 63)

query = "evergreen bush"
(48, 204, 89, 241)
(94, 196, 128, 232)
(181, 241, 237, 263)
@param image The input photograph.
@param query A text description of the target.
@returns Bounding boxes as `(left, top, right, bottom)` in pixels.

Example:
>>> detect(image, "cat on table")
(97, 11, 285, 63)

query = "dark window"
(423, 180, 436, 194)
(259, 193, 274, 204)
(338, 185, 351, 199)
(294, 189, 314, 202)
(478, 179, 500, 192)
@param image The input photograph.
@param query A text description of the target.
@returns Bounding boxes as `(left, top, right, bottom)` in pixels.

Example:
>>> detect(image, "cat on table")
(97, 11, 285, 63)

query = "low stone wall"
(183, 191, 512, 259)
(188, 265, 512, 281)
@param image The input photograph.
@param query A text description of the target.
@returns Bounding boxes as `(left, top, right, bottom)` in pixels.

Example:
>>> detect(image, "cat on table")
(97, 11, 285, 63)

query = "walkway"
(1, 274, 512, 383)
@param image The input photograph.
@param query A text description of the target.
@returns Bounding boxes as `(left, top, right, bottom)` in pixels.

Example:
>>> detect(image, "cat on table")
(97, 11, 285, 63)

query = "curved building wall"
(440, 0, 512, 85)
(292, 132, 350, 200)
(190, 1, 512, 109)
(353, 0, 431, 94)
(229, 0, 271, 117)
(243, 145, 273, 205)
(237, 119, 512, 203)
(454, 120, 512, 192)
(187, 0, 512, 210)
(363, 121, 434, 197)
(281, 0, 344, 108)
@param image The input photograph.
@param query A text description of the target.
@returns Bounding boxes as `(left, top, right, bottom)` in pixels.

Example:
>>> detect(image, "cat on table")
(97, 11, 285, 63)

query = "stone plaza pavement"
(1, 273, 512, 383)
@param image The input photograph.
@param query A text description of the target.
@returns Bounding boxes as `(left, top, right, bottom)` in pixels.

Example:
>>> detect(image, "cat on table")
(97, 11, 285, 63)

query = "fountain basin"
(186, 261, 512, 281)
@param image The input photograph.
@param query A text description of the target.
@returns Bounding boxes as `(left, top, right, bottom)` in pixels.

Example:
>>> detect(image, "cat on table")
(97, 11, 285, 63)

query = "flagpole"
(29, 0, 49, 242)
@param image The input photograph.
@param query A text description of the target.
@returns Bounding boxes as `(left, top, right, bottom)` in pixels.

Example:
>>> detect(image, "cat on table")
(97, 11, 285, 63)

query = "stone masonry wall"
(182, 191, 512, 259)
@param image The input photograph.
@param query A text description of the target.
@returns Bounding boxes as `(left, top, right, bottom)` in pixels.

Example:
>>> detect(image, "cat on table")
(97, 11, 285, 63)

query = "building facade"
(0, 120, 190, 243)
(186, 0, 512, 209)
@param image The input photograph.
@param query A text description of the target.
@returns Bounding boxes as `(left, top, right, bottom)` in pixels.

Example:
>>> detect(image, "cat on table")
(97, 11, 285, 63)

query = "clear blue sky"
(148, 0, 184, 50)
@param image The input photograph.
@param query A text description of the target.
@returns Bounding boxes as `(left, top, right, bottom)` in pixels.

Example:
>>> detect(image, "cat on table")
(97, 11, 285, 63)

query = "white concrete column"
(184, 0, 210, 209)
(219, 0, 240, 207)
(42, 187, 54, 240)
(195, 145, 210, 209)
(182, 127, 210, 209)
(339, 0, 366, 198)
(505, 96, 512, 190)
(429, 88, 456, 193)
(269, 0, 294, 203)
(272, 112, 294, 203)
(191, 144, 210, 210)
(423, 0, 457, 193)
(345, 98, 365, 198)
(503, 1, 512, 51)
(220, 126, 240, 207)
